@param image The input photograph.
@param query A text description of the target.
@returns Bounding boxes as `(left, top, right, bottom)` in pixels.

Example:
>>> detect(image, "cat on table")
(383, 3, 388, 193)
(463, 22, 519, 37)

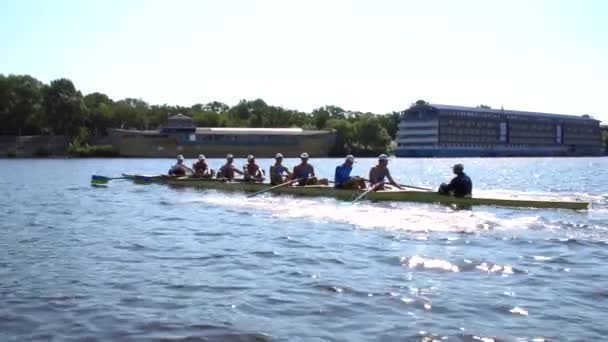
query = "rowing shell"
(121, 174, 589, 210)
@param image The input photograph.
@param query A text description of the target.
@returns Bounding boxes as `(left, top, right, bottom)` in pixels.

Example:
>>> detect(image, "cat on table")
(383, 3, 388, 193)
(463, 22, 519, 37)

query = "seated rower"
(438, 163, 472, 198)
(334, 155, 366, 189)
(269, 153, 291, 185)
(168, 155, 194, 177)
(192, 154, 214, 178)
(243, 155, 265, 182)
(290, 152, 329, 186)
(368, 154, 403, 190)
(216, 154, 244, 180)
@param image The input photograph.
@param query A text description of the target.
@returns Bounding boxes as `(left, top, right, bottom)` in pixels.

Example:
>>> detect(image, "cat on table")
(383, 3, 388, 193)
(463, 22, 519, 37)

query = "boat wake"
(177, 192, 552, 233)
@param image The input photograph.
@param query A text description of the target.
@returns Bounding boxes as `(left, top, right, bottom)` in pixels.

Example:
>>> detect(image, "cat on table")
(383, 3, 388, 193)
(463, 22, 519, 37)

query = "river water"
(1, 157, 607, 341)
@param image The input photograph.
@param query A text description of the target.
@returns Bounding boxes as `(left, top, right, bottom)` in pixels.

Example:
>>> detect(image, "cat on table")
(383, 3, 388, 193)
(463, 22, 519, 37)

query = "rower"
(290, 152, 329, 186)
(216, 154, 244, 180)
(192, 154, 214, 178)
(168, 155, 193, 177)
(438, 163, 472, 198)
(243, 155, 265, 182)
(368, 154, 403, 190)
(269, 153, 291, 185)
(334, 155, 366, 189)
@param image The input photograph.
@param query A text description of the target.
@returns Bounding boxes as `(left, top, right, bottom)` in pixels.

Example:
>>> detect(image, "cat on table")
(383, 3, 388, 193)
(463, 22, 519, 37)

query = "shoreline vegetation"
(0, 74, 400, 158)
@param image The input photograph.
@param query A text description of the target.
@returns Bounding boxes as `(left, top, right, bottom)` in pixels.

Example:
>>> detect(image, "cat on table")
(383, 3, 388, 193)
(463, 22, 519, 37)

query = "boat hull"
(121, 175, 588, 210)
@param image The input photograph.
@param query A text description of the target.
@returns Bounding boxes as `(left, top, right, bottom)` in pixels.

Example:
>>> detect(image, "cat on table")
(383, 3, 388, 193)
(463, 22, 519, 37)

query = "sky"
(1, 0, 607, 121)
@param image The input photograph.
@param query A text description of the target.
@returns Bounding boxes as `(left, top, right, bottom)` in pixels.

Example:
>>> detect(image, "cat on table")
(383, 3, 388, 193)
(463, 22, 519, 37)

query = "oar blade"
(91, 175, 111, 185)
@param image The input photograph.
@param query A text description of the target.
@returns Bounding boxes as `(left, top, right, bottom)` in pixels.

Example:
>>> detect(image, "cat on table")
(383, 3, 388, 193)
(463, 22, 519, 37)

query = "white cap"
(378, 154, 389, 161)
(275, 153, 284, 159)
(300, 152, 309, 159)
(198, 154, 206, 160)
(177, 155, 184, 161)
(247, 155, 255, 161)
(226, 154, 234, 159)
(345, 155, 355, 162)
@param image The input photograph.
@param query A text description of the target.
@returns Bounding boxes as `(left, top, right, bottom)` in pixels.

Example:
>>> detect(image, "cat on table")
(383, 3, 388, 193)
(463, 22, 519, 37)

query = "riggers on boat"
(121, 174, 589, 210)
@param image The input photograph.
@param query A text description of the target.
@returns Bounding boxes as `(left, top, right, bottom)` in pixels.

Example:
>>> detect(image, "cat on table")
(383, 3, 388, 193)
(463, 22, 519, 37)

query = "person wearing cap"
(290, 152, 329, 186)
(438, 164, 472, 198)
(168, 155, 194, 177)
(243, 155, 265, 182)
(192, 154, 214, 178)
(334, 155, 366, 189)
(216, 154, 244, 180)
(269, 153, 291, 185)
(368, 154, 403, 190)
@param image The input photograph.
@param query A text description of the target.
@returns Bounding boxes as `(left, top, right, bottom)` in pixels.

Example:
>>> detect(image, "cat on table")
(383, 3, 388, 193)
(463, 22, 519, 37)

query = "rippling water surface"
(1, 157, 608, 341)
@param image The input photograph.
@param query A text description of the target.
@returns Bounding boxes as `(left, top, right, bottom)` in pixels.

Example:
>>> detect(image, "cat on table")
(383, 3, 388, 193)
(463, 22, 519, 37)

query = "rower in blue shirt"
(334, 155, 366, 189)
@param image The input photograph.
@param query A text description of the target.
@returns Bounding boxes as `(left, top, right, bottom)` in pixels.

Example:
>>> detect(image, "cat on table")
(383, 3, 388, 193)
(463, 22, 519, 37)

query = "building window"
(499, 122, 508, 142)
(189, 134, 196, 142)
(556, 124, 563, 144)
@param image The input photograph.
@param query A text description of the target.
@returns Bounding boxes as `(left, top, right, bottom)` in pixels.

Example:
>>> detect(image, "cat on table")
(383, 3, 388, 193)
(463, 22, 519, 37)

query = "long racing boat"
(121, 174, 589, 210)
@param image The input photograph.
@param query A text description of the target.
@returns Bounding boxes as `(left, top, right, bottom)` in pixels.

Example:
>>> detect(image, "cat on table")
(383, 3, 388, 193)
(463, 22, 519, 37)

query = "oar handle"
(247, 179, 295, 198)
(352, 182, 382, 203)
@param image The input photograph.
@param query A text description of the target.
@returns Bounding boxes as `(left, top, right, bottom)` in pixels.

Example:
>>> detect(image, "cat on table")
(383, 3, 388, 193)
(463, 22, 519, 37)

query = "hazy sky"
(2, 0, 607, 121)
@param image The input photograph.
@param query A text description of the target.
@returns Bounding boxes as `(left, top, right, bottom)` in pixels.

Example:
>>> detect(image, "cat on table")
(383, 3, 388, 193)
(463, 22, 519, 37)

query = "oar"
(359, 178, 432, 192)
(397, 183, 433, 191)
(352, 183, 382, 204)
(91, 175, 128, 184)
(247, 177, 305, 198)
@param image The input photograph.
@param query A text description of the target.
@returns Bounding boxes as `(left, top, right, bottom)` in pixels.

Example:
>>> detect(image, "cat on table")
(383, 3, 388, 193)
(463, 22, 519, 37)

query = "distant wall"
(0, 135, 67, 157)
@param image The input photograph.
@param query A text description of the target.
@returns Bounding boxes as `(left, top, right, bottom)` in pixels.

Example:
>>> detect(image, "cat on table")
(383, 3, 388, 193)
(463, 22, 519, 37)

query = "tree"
(355, 114, 391, 153)
(326, 118, 354, 155)
(112, 98, 149, 130)
(84, 92, 114, 136)
(203, 101, 229, 114)
(193, 111, 221, 127)
(43, 78, 88, 141)
(0, 74, 45, 135)
(477, 104, 492, 109)
(377, 111, 401, 140)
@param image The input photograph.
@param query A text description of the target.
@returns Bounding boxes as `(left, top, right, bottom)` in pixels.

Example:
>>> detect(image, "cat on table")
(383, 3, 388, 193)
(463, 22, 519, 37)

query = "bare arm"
(386, 169, 404, 190)
(233, 165, 244, 175)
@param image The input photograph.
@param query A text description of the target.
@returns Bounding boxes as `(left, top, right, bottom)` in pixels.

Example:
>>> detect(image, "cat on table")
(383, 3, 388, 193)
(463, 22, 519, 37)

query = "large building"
(396, 101, 603, 157)
(108, 114, 335, 157)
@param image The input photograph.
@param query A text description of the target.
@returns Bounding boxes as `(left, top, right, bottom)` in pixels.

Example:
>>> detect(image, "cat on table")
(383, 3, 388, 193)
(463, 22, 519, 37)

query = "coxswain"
(192, 154, 214, 178)
(243, 155, 265, 182)
(368, 154, 403, 190)
(438, 163, 472, 197)
(168, 155, 194, 177)
(269, 153, 291, 185)
(290, 152, 329, 186)
(334, 155, 366, 189)
(216, 154, 244, 180)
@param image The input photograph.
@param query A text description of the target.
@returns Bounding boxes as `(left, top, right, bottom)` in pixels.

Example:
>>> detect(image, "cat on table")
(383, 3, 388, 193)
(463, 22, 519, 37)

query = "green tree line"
(0, 74, 400, 156)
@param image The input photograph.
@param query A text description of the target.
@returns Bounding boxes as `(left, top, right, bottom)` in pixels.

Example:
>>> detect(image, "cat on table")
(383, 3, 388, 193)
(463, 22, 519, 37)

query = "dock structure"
(396, 100, 602, 157)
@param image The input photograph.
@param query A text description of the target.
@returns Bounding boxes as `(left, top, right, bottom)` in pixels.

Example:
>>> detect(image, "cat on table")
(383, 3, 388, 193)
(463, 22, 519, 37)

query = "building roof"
(195, 127, 330, 135)
(168, 113, 193, 120)
(111, 127, 331, 136)
(426, 104, 597, 121)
